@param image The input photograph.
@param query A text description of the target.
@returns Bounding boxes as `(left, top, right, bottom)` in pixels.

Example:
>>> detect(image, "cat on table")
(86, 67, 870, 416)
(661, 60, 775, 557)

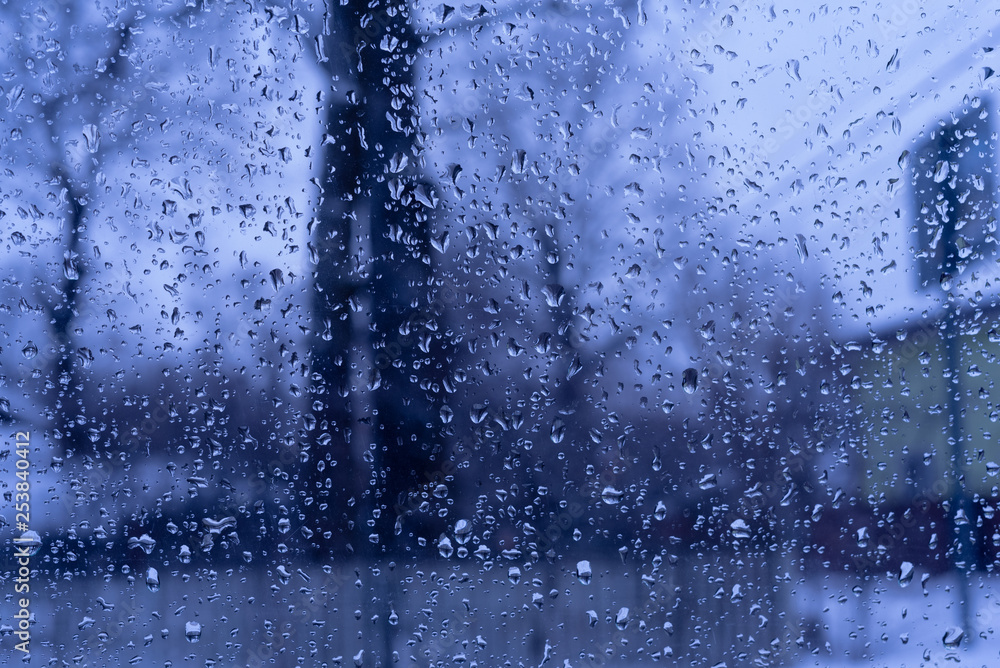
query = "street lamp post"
(936, 131, 973, 641)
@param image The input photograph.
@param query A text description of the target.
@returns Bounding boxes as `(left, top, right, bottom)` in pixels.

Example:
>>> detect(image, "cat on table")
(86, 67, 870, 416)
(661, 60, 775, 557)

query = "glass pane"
(2, 1, 998, 665)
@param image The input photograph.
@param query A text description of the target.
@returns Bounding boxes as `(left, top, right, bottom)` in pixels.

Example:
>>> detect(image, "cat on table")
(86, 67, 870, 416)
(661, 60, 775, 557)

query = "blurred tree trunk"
(308, 0, 446, 558)
(51, 169, 88, 455)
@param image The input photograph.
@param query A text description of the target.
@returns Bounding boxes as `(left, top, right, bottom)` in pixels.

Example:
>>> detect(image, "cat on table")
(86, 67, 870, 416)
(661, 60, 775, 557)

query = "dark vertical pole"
(938, 134, 972, 640)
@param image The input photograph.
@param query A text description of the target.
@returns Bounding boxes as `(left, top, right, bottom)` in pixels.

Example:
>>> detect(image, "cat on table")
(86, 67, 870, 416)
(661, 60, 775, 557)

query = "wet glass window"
(2, 1, 1000, 666)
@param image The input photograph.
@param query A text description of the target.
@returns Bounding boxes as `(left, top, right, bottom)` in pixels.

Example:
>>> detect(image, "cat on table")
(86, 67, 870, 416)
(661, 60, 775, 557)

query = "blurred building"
(681, 2, 1000, 572)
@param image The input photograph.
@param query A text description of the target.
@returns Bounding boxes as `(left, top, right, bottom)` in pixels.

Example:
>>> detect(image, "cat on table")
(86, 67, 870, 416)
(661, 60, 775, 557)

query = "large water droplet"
(942, 626, 964, 648)
(601, 486, 623, 504)
(439, 405, 454, 424)
(185, 621, 202, 643)
(932, 160, 949, 183)
(794, 233, 809, 263)
(576, 560, 592, 585)
(470, 404, 488, 424)
(454, 519, 472, 544)
(898, 561, 914, 587)
(146, 567, 160, 592)
(550, 418, 566, 444)
(128, 534, 156, 555)
(682, 368, 698, 394)
(16, 530, 41, 556)
(82, 124, 101, 153)
(437, 536, 454, 558)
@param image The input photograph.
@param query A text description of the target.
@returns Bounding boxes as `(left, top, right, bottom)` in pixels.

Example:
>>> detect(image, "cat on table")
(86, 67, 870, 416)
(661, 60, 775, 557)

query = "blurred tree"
(307, 0, 449, 557)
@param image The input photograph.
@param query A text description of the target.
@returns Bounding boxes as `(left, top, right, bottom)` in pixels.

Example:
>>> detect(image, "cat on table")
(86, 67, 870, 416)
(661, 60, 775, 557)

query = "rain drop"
(185, 621, 202, 643)
(682, 368, 698, 394)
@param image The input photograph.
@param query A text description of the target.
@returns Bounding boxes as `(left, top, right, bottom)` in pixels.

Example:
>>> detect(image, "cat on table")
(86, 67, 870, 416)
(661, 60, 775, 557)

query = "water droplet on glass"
(615, 607, 630, 630)
(898, 561, 914, 587)
(942, 626, 964, 648)
(16, 530, 41, 556)
(654, 501, 667, 521)
(454, 519, 472, 544)
(437, 535, 454, 558)
(269, 268, 285, 291)
(550, 418, 566, 444)
(541, 284, 565, 307)
(440, 405, 454, 424)
(21, 342, 38, 359)
(128, 534, 156, 555)
(794, 233, 809, 263)
(185, 621, 202, 643)
(698, 473, 717, 490)
(857, 527, 870, 548)
(508, 566, 521, 584)
(511, 149, 526, 174)
(470, 404, 488, 424)
(730, 519, 751, 540)
(82, 124, 101, 153)
(601, 486, 623, 504)
(146, 567, 160, 592)
(682, 368, 698, 394)
(576, 560, 592, 585)
(202, 517, 237, 533)
(933, 160, 950, 183)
